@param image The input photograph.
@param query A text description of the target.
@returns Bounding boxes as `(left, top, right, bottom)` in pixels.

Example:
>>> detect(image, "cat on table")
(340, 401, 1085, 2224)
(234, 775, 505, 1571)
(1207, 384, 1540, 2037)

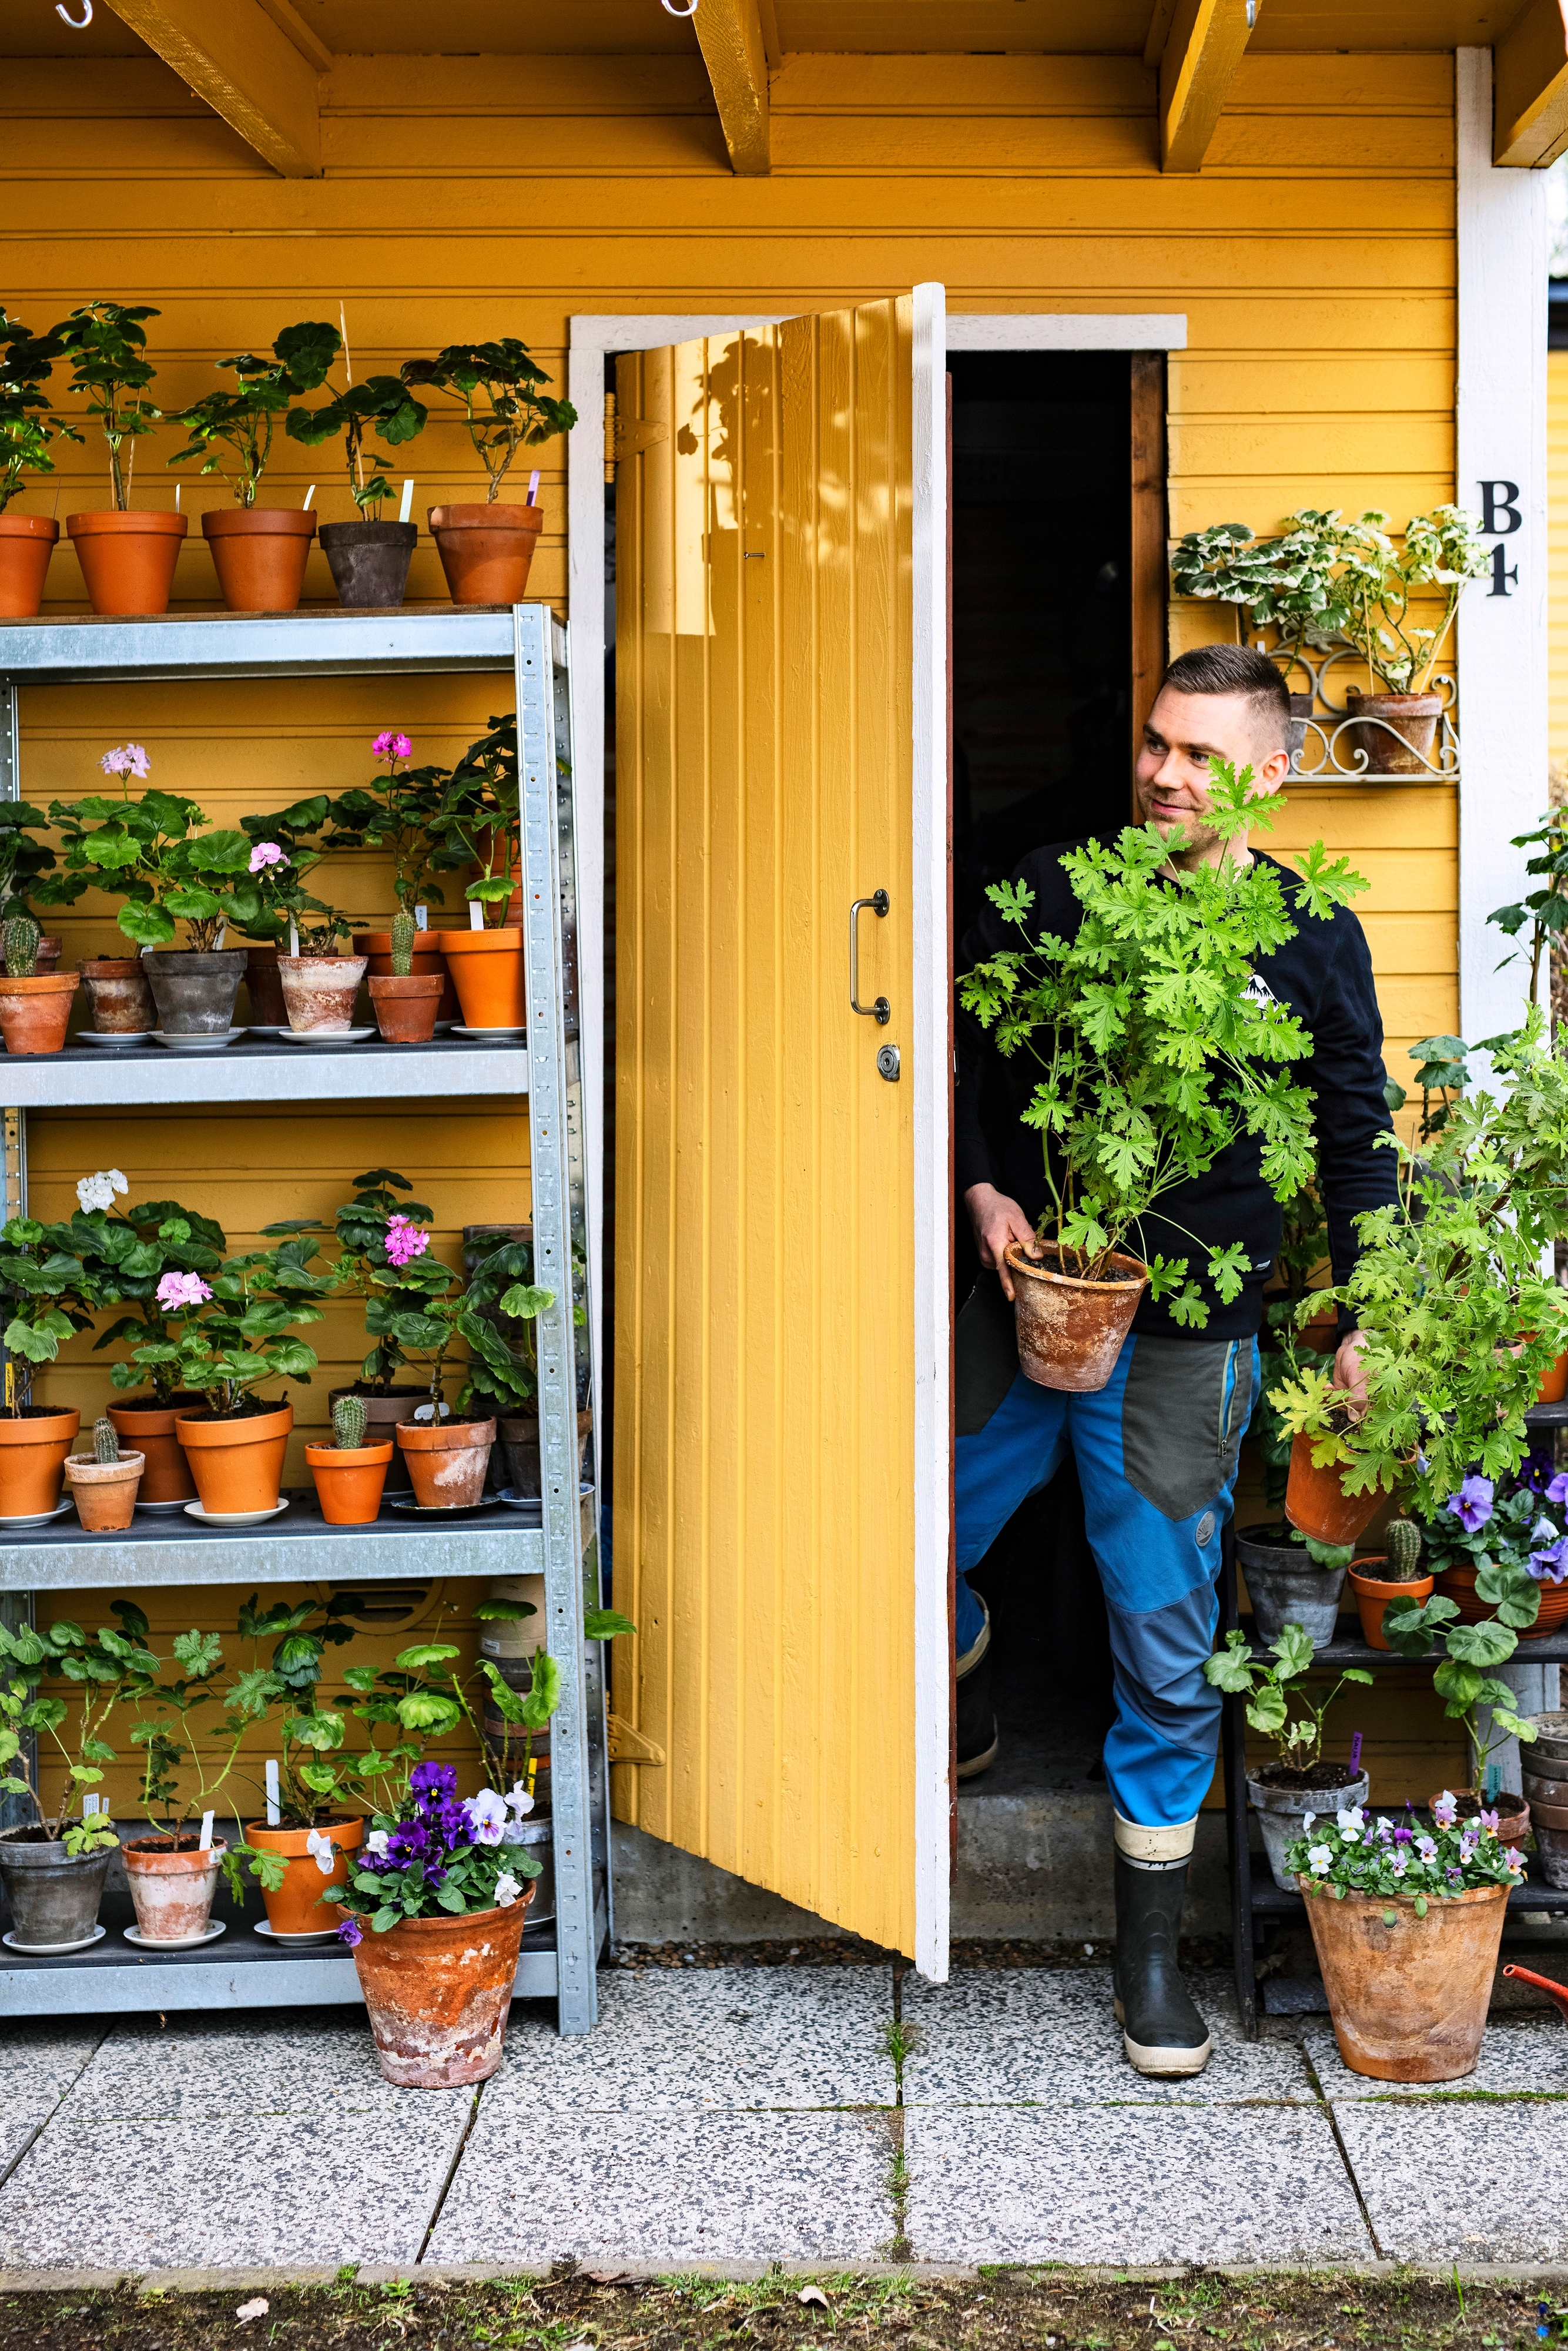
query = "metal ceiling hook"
(661, 0, 699, 15)
(56, 0, 93, 25)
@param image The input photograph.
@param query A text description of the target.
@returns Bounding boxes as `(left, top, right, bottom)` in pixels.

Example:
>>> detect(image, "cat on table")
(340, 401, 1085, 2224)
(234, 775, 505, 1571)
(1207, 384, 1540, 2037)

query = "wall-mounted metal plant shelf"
(1284, 649, 1459, 786)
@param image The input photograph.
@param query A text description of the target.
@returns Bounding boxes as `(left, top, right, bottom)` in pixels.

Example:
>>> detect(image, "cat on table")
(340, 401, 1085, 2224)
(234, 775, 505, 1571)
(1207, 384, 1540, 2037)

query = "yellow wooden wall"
(0, 38, 1468, 1823)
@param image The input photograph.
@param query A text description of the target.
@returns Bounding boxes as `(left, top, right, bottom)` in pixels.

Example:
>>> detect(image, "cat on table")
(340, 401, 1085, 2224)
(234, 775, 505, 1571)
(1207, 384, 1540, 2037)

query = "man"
(954, 642, 1396, 2077)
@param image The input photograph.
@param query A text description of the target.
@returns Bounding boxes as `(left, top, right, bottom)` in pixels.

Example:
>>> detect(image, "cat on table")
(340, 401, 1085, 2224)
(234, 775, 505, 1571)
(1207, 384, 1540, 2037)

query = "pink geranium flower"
(156, 1270, 212, 1312)
(248, 842, 289, 873)
(383, 1214, 430, 1270)
(100, 744, 150, 779)
(372, 731, 413, 761)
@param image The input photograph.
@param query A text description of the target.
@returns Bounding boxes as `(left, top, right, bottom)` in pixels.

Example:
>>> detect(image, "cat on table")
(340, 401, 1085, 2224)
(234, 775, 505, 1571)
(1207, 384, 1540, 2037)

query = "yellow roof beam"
(692, 0, 771, 176)
(100, 0, 325, 178)
(1157, 0, 1254, 174)
(1495, 0, 1568, 166)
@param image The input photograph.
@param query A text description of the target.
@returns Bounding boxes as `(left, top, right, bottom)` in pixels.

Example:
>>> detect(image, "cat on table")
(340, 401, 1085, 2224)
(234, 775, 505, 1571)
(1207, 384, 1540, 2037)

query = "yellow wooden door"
(612, 292, 951, 1971)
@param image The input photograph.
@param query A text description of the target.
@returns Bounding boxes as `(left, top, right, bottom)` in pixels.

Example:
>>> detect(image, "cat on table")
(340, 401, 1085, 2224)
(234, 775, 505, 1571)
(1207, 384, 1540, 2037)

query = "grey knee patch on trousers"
(956, 1271, 1021, 1436)
(1120, 1334, 1254, 1523)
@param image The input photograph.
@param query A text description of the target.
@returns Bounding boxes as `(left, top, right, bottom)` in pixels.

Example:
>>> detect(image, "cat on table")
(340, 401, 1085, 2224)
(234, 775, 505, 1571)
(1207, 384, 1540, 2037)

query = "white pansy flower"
(505, 1781, 535, 1818)
(1307, 1844, 1333, 1876)
(306, 1827, 337, 1876)
(365, 1828, 390, 1857)
(1336, 1806, 1365, 1833)
(494, 1871, 522, 1908)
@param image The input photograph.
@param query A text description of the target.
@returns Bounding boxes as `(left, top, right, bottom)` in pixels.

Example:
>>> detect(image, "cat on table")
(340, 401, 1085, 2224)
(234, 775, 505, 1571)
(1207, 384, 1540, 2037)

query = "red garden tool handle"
(1503, 1962, 1568, 2021)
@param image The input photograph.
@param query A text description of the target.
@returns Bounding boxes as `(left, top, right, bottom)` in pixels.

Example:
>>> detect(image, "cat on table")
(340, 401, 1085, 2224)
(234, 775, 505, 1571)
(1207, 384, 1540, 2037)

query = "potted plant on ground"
(306, 1391, 394, 1523)
(0, 915, 77, 1054)
(49, 301, 185, 614)
(284, 330, 427, 607)
(63, 1414, 145, 1531)
(429, 714, 527, 1029)
(1285, 1796, 1525, 2082)
(368, 907, 444, 1043)
(163, 321, 338, 611)
(0, 1605, 151, 1951)
(401, 339, 576, 604)
(46, 745, 263, 1033)
(0, 310, 77, 617)
(956, 762, 1368, 1389)
(1204, 1620, 1373, 1890)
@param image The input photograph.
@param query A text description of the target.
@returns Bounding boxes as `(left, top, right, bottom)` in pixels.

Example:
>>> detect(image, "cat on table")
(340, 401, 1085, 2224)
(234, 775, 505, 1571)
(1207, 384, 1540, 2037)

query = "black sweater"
(954, 840, 1400, 1342)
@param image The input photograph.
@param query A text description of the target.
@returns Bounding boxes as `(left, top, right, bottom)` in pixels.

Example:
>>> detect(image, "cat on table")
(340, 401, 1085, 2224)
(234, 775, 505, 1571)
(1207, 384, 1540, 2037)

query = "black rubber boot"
(1111, 1851, 1212, 2076)
(956, 1599, 997, 1780)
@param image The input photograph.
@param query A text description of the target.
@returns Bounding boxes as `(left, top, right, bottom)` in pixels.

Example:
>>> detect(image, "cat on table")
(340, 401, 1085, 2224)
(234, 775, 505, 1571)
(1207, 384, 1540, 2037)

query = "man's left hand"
(1331, 1327, 1369, 1414)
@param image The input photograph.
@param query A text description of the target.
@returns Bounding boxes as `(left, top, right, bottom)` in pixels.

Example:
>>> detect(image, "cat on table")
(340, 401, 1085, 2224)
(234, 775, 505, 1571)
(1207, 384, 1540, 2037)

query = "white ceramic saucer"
(451, 1024, 526, 1039)
(252, 1919, 340, 1944)
(245, 1024, 290, 1037)
(276, 1026, 375, 1045)
(3, 1923, 105, 1955)
(124, 1920, 226, 1950)
(79, 1030, 151, 1047)
(183, 1499, 290, 1528)
(0, 1499, 75, 1529)
(151, 1030, 245, 1052)
(135, 1495, 196, 1514)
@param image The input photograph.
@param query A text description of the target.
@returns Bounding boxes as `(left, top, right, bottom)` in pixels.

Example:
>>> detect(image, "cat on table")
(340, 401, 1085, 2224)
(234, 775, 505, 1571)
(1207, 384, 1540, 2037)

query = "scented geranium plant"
(956, 763, 1368, 1321)
(1284, 1797, 1525, 1913)
(400, 340, 576, 504)
(44, 745, 264, 952)
(0, 309, 79, 513)
(334, 1761, 542, 1943)
(330, 732, 450, 915)
(164, 322, 339, 507)
(0, 1605, 158, 1853)
(127, 1235, 333, 1418)
(1204, 1623, 1373, 1784)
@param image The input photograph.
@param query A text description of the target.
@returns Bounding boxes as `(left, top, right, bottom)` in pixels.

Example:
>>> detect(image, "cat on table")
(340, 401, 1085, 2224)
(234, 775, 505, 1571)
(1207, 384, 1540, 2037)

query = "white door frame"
(567, 304, 1187, 1975)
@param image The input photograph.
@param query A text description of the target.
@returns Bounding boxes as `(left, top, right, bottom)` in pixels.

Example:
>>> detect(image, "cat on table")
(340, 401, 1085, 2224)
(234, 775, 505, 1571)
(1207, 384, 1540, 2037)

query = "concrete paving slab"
(428, 2106, 898, 2265)
(0, 2021, 106, 2122)
(0, 2112, 471, 2270)
(488, 1967, 896, 2111)
(1334, 2097, 1568, 2262)
(904, 2104, 1373, 2266)
(902, 1968, 1314, 2106)
(55, 2008, 470, 2122)
(1305, 2015, 1568, 2101)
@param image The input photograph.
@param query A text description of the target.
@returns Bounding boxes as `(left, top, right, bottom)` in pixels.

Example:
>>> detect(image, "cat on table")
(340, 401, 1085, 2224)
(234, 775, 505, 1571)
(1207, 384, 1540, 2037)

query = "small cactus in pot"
(4, 916, 39, 977)
(93, 1414, 120, 1464)
(390, 907, 417, 978)
(1382, 1516, 1424, 1581)
(367, 904, 443, 1043)
(306, 1386, 392, 1523)
(63, 1409, 143, 1532)
(0, 910, 78, 1054)
(332, 1391, 368, 1449)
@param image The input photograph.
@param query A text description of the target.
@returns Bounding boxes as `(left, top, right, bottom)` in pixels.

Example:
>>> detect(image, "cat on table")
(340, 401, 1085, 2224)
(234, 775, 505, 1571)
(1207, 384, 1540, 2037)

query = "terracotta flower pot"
(66, 510, 187, 617)
(245, 1814, 363, 1934)
(427, 501, 543, 606)
(202, 507, 317, 613)
(63, 1448, 144, 1531)
(1284, 1431, 1386, 1546)
(1349, 1561, 1433, 1650)
(0, 514, 58, 618)
(175, 1400, 293, 1513)
(106, 1396, 199, 1502)
(1301, 1877, 1509, 2081)
(1539, 1349, 1568, 1405)
(354, 930, 459, 1022)
(368, 972, 444, 1043)
(79, 956, 155, 1033)
(123, 1834, 225, 1942)
(243, 945, 287, 1026)
(143, 948, 247, 1035)
(1342, 689, 1443, 779)
(0, 1406, 80, 1515)
(277, 953, 367, 1033)
(34, 937, 61, 974)
(437, 927, 526, 1029)
(0, 970, 77, 1055)
(318, 520, 417, 609)
(306, 1439, 393, 1524)
(396, 1415, 495, 1507)
(327, 1385, 431, 1495)
(1433, 1562, 1568, 1637)
(347, 1892, 532, 2086)
(1002, 1241, 1150, 1394)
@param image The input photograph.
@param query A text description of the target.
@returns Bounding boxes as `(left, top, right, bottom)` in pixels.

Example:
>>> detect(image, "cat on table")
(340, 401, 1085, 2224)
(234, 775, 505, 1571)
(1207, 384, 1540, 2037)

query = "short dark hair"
(1158, 644, 1291, 751)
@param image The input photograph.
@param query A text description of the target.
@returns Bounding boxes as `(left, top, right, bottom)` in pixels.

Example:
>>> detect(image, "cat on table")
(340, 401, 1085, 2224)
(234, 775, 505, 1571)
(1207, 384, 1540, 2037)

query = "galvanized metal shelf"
(0, 603, 608, 2034)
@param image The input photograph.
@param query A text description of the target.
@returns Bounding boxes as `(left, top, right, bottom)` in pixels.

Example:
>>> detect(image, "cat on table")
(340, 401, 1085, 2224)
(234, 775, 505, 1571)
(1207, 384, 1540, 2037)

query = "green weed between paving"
(5, 2268, 1568, 2351)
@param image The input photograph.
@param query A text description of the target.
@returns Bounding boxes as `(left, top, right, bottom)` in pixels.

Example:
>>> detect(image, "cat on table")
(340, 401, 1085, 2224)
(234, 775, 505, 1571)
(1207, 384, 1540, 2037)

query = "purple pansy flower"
(337, 1916, 363, 1947)
(1446, 1475, 1495, 1534)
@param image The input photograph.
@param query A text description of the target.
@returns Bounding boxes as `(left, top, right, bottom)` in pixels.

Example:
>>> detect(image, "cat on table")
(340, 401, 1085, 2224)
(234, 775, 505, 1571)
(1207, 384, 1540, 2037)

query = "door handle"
(850, 890, 891, 1024)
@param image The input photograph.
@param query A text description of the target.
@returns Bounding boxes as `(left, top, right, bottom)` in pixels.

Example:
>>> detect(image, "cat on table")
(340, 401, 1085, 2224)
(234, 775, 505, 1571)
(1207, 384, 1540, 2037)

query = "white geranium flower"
(306, 1828, 337, 1876)
(1307, 1844, 1333, 1876)
(76, 1171, 117, 1213)
(494, 1871, 522, 1908)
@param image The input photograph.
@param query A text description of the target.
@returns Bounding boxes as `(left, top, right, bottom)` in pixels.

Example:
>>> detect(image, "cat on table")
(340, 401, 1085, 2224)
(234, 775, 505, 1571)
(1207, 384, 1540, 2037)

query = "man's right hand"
(965, 1183, 1040, 1302)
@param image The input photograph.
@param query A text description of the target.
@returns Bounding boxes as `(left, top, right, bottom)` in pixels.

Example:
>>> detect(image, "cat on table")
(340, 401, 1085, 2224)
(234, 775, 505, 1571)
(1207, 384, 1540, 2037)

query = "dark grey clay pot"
(498, 1411, 592, 1498)
(143, 948, 248, 1034)
(319, 521, 417, 608)
(0, 1826, 115, 1950)
(1236, 1521, 1349, 1652)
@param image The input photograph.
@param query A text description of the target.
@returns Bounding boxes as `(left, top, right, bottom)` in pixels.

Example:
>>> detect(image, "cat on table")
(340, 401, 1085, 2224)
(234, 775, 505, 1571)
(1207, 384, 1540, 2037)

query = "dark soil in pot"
(1252, 1759, 1368, 1793)
(319, 520, 418, 608)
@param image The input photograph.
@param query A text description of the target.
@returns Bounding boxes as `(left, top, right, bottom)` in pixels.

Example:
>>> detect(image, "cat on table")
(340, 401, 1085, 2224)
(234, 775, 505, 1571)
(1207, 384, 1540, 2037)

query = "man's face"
(1134, 685, 1290, 862)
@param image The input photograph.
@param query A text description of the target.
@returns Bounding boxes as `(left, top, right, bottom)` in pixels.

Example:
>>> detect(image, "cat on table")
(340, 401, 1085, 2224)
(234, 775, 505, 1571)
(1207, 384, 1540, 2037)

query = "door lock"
(876, 1043, 901, 1083)
(849, 889, 890, 1024)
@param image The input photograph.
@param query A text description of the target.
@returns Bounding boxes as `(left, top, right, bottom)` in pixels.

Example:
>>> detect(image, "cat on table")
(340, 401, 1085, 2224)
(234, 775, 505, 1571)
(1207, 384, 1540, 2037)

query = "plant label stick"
(82, 1793, 99, 1814)
(198, 1810, 214, 1851)
(1349, 1732, 1362, 1776)
(414, 903, 427, 930)
(399, 478, 414, 524)
(527, 468, 540, 506)
(470, 900, 485, 930)
(265, 1759, 280, 1826)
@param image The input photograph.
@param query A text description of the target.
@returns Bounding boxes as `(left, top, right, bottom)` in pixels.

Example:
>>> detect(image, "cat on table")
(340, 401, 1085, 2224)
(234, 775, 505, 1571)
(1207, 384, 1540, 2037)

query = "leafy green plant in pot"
(48, 300, 185, 614)
(79, 1176, 229, 1501)
(1170, 516, 1352, 750)
(164, 321, 337, 611)
(956, 762, 1369, 1391)
(0, 1605, 151, 1951)
(461, 1231, 572, 1498)
(0, 1195, 118, 1509)
(428, 713, 527, 1027)
(1204, 1622, 1374, 1890)
(0, 310, 78, 616)
(401, 338, 576, 604)
(284, 323, 427, 606)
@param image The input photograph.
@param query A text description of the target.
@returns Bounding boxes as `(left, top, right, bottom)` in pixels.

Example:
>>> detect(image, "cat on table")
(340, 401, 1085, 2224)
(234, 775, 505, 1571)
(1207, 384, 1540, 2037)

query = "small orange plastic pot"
(437, 927, 525, 1028)
(0, 514, 58, 617)
(202, 507, 316, 613)
(106, 1398, 198, 1502)
(66, 510, 187, 615)
(1348, 1560, 1433, 1650)
(305, 1439, 393, 1524)
(175, 1401, 292, 1513)
(244, 1815, 363, 1934)
(0, 1406, 80, 1515)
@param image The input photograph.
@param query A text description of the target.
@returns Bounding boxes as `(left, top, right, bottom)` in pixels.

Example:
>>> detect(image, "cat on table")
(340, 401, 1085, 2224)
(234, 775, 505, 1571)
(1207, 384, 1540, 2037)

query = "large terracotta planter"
(396, 1415, 495, 1507)
(427, 501, 543, 606)
(1235, 1522, 1349, 1650)
(348, 1893, 532, 2086)
(175, 1400, 293, 1513)
(143, 948, 247, 1035)
(66, 510, 187, 616)
(106, 1396, 199, 1502)
(79, 956, 155, 1033)
(243, 945, 287, 1026)
(1002, 1241, 1149, 1394)
(319, 520, 416, 608)
(0, 971, 77, 1055)
(437, 927, 526, 1029)
(1301, 1878, 1510, 2081)
(327, 1384, 429, 1495)
(0, 1826, 114, 1949)
(355, 930, 458, 1022)
(0, 1406, 80, 1515)
(202, 507, 316, 613)
(306, 1439, 393, 1524)
(368, 972, 444, 1043)
(1284, 1431, 1386, 1546)
(0, 514, 58, 618)
(277, 953, 367, 1033)
(63, 1448, 144, 1531)
(1342, 689, 1442, 779)
(245, 1814, 363, 1934)
(123, 1834, 225, 1941)
(1349, 1560, 1433, 1650)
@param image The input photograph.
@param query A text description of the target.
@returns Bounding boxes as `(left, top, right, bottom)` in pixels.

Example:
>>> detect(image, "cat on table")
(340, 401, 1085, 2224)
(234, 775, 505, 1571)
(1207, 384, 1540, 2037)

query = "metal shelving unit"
(0, 604, 609, 2034)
